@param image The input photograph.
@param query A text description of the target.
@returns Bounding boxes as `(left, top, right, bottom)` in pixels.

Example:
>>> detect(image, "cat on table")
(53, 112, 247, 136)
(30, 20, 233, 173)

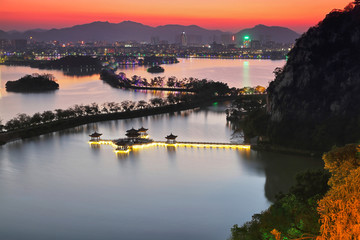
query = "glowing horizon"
(1, 0, 351, 33)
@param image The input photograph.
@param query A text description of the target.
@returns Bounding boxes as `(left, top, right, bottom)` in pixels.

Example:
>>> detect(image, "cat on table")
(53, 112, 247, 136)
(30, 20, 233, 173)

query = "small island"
(147, 65, 164, 73)
(5, 73, 59, 92)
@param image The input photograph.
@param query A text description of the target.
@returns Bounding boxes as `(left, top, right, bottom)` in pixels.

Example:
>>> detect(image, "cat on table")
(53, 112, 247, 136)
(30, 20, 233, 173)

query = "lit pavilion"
(89, 132, 102, 141)
(165, 133, 177, 144)
(125, 128, 141, 139)
(138, 126, 149, 138)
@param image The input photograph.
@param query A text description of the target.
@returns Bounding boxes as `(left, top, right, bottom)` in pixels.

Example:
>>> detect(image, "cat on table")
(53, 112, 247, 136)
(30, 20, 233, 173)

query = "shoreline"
(129, 85, 196, 92)
(252, 144, 324, 157)
(0, 97, 233, 146)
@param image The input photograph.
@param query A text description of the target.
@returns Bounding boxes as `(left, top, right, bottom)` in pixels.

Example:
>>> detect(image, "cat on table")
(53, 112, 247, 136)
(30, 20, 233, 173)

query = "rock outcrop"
(267, 3, 360, 150)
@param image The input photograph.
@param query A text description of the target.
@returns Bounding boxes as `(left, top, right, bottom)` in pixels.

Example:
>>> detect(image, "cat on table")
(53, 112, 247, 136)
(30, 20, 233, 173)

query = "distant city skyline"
(1, 0, 351, 33)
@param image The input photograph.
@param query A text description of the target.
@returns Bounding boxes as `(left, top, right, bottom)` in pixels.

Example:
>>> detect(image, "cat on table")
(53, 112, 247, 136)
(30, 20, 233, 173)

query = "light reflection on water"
(0, 106, 323, 240)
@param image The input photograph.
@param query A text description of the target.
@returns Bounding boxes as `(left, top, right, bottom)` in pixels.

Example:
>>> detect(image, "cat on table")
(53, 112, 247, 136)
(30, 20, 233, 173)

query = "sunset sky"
(1, 0, 351, 33)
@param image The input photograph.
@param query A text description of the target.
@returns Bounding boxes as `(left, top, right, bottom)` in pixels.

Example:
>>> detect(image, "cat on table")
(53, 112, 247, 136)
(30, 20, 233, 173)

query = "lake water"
(0, 58, 285, 121)
(0, 106, 323, 240)
(0, 59, 323, 240)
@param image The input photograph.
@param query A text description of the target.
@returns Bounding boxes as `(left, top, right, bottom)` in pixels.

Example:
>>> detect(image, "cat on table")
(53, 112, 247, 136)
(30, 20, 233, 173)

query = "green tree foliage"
(228, 95, 268, 139)
(230, 170, 330, 240)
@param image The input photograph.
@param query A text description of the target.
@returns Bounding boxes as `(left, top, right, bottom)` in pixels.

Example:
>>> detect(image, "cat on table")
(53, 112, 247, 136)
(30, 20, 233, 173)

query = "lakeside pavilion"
(137, 126, 149, 138)
(125, 128, 141, 139)
(89, 132, 102, 141)
(114, 140, 130, 151)
(165, 133, 177, 144)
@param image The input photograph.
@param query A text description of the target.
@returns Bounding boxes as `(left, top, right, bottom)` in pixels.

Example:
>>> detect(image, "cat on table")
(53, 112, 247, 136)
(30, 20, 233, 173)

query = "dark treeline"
(3, 56, 102, 77)
(5, 73, 59, 92)
(0, 95, 234, 145)
(143, 56, 179, 65)
(38, 55, 102, 69)
(102, 55, 179, 68)
(0, 92, 235, 133)
(226, 95, 270, 146)
(226, 90, 332, 155)
(3, 55, 102, 70)
(0, 98, 176, 132)
(4, 55, 178, 70)
(100, 70, 234, 96)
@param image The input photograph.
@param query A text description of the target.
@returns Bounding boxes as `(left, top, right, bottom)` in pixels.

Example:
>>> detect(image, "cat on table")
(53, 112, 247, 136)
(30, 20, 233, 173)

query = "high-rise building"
(180, 32, 187, 47)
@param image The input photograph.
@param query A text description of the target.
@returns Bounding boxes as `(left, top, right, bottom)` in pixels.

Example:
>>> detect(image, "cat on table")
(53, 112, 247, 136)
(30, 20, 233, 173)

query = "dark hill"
(26, 21, 154, 43)
(1, 21, 299, 44)
(267, 3, 360, 150)
(235, 24, 300, 44)
(1, 21, 229, 44)
(0, 30, 8, 39)
(154, 24, 226, 43)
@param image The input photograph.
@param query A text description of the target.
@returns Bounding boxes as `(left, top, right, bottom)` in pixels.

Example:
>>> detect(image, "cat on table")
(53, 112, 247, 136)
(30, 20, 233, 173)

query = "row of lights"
(89, 140, 251, 154)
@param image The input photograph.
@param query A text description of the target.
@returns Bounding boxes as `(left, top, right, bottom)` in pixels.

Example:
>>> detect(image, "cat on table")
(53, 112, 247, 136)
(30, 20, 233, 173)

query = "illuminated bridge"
(88, 139, 251, 154)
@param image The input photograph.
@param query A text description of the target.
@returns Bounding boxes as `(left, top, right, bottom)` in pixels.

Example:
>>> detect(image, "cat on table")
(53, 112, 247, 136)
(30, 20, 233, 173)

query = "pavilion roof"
(89, 132, 102, 137)
(138, 126, 148, 132)
(126, 132, 141, 138)
(165, 133, 177, 139)
(126, 128, 140, 134)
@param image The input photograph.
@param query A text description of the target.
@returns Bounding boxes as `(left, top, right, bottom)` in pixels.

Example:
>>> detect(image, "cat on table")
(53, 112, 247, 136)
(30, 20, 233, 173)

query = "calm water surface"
(0, 106, 323, 240)
(0, 59, 285, 121)
(0, 59, 320, 240)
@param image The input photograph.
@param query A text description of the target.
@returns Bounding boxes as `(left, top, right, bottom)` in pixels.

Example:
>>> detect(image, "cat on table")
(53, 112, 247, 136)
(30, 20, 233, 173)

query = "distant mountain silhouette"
(0, 22, 300, 44)
(235, 24, 300, 44)
(0, 30, 8, 39)
(154, 24, 226, 43)
(0, 21, 228, 44)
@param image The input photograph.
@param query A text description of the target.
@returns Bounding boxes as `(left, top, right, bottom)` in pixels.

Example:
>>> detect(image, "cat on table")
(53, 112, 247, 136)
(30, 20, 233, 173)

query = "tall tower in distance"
(180, 32, 187, 47)
(242, 35, 251, 48)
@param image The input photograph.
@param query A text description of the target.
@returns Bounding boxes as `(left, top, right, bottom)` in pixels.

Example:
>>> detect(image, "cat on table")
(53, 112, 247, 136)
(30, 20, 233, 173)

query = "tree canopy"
(317, 144, 360, 239)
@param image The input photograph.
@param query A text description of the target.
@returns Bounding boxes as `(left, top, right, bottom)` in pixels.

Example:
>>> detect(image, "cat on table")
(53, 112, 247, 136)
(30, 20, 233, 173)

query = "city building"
(180, 32, 187, 47)
(11, 39, 27, 50)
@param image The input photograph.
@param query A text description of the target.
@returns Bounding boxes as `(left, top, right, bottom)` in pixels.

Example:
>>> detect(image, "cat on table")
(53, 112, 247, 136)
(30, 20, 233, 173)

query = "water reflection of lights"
(243, 61, 250, 87)
(115, 149, 130, 154)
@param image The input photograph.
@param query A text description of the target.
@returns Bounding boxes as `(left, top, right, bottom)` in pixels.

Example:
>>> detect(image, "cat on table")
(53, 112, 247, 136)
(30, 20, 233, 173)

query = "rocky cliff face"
(267, 4, 360, 150)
